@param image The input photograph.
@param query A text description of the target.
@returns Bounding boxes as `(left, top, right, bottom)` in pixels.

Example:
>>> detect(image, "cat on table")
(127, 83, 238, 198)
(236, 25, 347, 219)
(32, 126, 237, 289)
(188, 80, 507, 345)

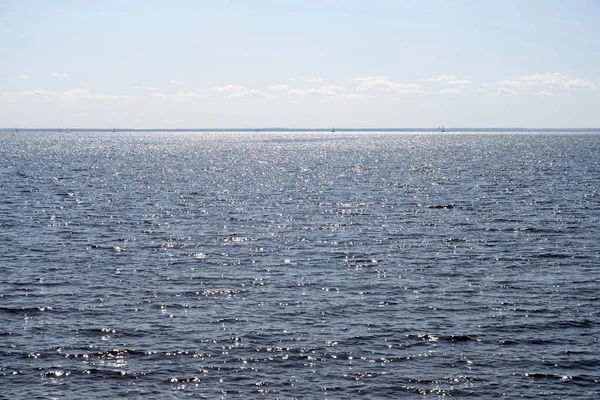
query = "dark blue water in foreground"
(1, 131, 599, 398)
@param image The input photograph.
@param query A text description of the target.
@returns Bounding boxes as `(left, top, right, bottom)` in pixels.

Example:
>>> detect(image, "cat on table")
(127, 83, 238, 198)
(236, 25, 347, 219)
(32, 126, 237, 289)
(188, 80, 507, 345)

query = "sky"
(1, 0, 599, 129)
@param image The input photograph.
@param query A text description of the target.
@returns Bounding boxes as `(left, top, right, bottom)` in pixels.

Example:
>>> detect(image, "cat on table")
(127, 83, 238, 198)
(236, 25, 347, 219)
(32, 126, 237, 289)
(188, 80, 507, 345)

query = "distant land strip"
(2, 128, 600, 133)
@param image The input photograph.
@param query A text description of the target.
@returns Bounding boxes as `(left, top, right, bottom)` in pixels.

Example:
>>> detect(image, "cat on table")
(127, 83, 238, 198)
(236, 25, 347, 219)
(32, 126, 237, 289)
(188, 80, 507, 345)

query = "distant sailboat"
(439, 126, 445, 132)
(66, 127, 70, 134)
(332, 127, 335, 132)
(113, 127, 116, 133)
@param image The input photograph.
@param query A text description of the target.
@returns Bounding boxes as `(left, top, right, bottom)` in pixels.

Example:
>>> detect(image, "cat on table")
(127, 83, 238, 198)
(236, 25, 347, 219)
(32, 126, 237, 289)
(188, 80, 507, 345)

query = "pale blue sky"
(1, 0, 599, 128)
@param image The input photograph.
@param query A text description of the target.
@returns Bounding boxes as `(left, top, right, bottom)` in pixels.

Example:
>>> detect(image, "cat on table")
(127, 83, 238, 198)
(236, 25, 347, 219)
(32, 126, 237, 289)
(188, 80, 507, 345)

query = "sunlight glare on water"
(0, 131, 599, 398)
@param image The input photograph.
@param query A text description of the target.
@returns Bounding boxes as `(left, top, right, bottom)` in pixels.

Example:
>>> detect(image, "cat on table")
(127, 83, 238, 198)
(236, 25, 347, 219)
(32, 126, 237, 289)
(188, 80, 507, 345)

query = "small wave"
(187, 252, 207, 259)
(170, 376, 203, 383)
(41, 370, 71, 378)
(211, 317, 247, 324)
(345, 371, 386, 381)
(534, 253, 573, 259)
(406, 333, 478, 342)
(224, 217, 254, 222)
(158, 241, 188, 250)
(196, 289, 247, 297)
(524, 372, 581, 381)
(498, 339, 520, 345)
(254, 345, 312, 354)
(83, 368, 147, 379)
(64, 348, 147, 359)
(443, 237, 488, 243)
(440, 335, 478, 342)
(0, 306, 54, 313)
(425, 204, 464, 210)
(320, 386, 343, 392)
(220, 236, 252, 243)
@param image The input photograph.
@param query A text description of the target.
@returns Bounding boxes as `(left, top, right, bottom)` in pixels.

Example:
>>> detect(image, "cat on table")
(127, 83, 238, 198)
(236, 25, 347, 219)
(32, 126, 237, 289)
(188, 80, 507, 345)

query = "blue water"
(1, 131, 599, 398)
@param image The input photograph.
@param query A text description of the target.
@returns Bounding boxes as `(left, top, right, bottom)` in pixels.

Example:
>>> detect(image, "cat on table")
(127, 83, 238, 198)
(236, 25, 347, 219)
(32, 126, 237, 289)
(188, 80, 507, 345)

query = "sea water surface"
(1, 131, 599, 398)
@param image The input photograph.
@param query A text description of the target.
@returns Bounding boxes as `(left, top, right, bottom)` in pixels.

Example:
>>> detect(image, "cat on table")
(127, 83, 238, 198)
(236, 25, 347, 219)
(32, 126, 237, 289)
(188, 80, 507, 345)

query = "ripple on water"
(1, 131, 599, 398)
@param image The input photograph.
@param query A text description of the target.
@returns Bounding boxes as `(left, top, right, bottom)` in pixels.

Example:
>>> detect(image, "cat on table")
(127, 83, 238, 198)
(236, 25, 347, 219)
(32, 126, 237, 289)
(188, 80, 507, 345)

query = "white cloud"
(4, 88, 133, 101)
(422, 74, 472, 85)
(537, 91, 556, 96)
(264, 82, 372, 100)
(521, 73, 580, 88)
(354, 76, 427, 93)
(487, 87, 518, 96)
(229, 91, 267, 99)
(19, 74, 28, 79)
(554, 77, 596, 89)
(206, 85, 268, 98)
(151, 92, 202, 100)
(498, 73, 596, 89)
(304, 77, 324, 83)
(147, 86, 159, 91)
(323, 84, 348, 91)
(285, 84, 369, 99)
(169, 80, 181, 84)
(269, 84, 290, 92)
(51, 72, 68, 77)
(344, 93, 372, 100)
(496, 80, 537, 87)
(448, 79, 472, 85)
(439, 87, 463, 96)
(287, 88, 339, 97)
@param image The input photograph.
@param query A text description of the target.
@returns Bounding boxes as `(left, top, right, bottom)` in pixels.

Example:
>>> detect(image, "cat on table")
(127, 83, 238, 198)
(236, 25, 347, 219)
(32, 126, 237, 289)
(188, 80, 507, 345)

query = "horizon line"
(2, 127, 600, 132)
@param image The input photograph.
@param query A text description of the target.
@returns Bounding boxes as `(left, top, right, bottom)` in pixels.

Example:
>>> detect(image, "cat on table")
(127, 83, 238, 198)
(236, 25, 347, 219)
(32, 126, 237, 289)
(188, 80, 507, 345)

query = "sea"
(1, 130, 599, 399)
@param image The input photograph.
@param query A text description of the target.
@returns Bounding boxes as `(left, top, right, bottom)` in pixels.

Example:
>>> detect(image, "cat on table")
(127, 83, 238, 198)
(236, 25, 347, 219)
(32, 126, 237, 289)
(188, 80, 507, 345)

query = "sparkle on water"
(1, 131, 599, 398)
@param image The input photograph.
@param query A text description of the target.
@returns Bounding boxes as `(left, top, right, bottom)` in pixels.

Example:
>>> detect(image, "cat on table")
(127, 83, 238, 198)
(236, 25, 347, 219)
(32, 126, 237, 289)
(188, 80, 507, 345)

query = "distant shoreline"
(2, 128, 599, 133)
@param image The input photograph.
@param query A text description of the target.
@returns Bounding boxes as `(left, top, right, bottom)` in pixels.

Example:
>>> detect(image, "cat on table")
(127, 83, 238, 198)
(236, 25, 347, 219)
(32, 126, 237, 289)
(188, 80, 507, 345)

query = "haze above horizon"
(1, 0, 599, 129)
